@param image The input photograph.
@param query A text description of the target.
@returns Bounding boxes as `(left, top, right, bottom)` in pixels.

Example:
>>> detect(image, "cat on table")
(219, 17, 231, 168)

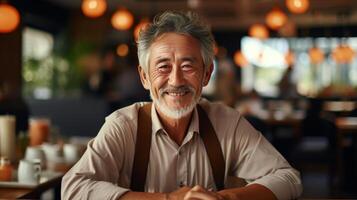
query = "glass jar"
(29, 118, 51, 146)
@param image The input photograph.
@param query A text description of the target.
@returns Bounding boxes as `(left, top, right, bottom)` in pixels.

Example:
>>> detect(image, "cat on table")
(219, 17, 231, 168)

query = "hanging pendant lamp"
(81, 0, 107, 18)
(249, 24, 269, 40)
(0, 3, 20, 33)
(111, 8, 134, 31)
(309, 47, 324, 64)
(286, 0, 309, 14)
(266, 7, 288, 30)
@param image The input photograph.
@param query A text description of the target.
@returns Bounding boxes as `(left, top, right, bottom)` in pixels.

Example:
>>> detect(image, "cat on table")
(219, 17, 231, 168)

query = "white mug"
(25, 146, 46, 169)
(42, 143, 61, 162)
(17, 159, 41, 184)
(63, 144, 79, 164)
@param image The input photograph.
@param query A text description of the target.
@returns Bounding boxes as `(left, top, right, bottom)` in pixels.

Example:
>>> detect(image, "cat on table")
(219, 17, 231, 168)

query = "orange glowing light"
(116, 44, 129, 57)
(249, 24, 269, 40)
(343, 45, 356, 63)
(111, 8, 134, 31)
(286, 0, 309, 14)
(0, 3, 20, 33)
(309, 47, 324, 64)
(332, 45, 355, 64)
(285, 50, 295, 66)
(266, 7, 287, 30)
(234, 51, 249, 67)
(134, 18, 149, 41)
(81, 0, 107, 18)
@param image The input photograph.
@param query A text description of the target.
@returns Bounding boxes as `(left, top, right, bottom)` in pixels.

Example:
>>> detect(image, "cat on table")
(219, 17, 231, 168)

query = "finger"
(199, 191, 225, 200)
(191, 185, 205, 192)
(184, 191, 217, 200)
(191, 186, 220, 198)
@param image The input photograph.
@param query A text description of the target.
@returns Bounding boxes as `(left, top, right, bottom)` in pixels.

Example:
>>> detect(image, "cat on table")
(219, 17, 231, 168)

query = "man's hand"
(168, 185, 225, 200)
(167, 186, 191, 200)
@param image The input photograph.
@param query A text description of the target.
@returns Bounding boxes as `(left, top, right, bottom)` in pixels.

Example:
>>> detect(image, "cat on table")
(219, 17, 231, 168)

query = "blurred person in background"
(106, 46, 149, 112)
(62, 11, 302, 200)
(79, 51, 107, 97)
(278, 66, 298, 99)
(215, 48, 239, 107)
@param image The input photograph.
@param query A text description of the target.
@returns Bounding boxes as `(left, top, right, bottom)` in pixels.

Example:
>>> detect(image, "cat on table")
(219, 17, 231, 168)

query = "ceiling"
(46, 0, 357, 31)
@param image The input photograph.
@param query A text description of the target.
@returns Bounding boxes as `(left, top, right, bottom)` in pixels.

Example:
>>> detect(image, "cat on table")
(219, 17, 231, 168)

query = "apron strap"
(197, 104, 225, 191)
(130, 103, 152, 191)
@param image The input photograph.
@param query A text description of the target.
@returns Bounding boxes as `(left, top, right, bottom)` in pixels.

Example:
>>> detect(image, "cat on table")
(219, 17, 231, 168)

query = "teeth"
(168, 92, 186, 96)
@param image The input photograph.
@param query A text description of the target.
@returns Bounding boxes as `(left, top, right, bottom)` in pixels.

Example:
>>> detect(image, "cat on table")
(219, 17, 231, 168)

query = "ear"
(137, 65, 151, 90)
(202, 63, 214, 86)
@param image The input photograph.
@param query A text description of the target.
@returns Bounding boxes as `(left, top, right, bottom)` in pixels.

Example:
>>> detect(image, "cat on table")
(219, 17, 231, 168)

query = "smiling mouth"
(165, 91, 189, 97)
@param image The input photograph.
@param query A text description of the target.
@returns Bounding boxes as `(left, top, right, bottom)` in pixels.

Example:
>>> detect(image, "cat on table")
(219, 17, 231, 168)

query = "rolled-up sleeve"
(232, 117, 303, 200)
(61, 117, 131, 200)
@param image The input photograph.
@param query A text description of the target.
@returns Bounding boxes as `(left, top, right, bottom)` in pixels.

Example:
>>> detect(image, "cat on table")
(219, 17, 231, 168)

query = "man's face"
(139, 33, 212, 119)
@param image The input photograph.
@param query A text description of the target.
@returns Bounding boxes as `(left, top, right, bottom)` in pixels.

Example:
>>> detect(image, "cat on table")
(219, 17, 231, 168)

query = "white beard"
(149, 87, 201, 119)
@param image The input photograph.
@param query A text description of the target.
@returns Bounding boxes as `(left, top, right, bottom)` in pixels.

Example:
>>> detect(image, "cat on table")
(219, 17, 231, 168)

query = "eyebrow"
(154, 57, 170, 65)
(153, 56, 198, 65)
(180, 57, 197, 63)
(155, 56, 197, 65)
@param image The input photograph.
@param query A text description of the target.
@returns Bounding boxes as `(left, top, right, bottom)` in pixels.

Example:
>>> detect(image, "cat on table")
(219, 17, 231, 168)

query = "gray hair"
(137, 11, 215, 73)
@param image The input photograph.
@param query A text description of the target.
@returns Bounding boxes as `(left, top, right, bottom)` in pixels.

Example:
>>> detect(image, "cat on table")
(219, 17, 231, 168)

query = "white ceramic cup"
(25, 146, 46, 169)
(17, 159, 41, 184)
(63, 144, 79, 164)
(42, 143, 61, 162)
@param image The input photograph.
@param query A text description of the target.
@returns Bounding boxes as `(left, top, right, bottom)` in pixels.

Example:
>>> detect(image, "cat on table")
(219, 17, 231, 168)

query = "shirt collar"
(150, 104, 200, 136)
(151, 104, 164, 134)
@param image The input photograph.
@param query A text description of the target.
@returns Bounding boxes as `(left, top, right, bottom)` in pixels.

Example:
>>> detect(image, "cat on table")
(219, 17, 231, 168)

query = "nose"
(168, 65, 185, 86)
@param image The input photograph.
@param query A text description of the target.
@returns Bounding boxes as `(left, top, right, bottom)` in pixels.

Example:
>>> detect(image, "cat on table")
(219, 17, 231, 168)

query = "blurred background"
(1, 0, 357, 199)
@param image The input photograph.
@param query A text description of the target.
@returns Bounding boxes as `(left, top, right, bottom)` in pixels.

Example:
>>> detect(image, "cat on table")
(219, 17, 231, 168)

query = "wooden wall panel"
(0, 27, 22, 98)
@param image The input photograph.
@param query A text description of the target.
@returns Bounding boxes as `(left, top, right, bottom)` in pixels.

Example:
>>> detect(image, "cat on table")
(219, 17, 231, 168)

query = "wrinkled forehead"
(148, 33, 203, 61)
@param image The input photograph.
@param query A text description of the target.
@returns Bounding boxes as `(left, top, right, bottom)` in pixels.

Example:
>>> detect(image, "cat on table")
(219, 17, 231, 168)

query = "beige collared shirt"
(61, 99, 302, 200)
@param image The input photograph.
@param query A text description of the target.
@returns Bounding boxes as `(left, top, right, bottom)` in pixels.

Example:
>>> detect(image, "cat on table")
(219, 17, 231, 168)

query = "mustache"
(159, 85, 195, 95)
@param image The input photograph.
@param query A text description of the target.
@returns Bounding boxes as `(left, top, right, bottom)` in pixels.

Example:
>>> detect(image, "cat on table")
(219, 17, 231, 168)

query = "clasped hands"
(167, 185, 235, 200)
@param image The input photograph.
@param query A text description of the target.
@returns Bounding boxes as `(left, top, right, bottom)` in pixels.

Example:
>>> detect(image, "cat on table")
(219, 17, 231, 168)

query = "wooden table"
(299, 199, 356, 200)
(0, 172, 63, 199)
(261, 112, 303, 139)
(336, 117, 357, 131)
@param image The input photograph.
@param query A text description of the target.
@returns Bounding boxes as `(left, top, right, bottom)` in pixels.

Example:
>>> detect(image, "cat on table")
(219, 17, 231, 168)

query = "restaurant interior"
(0, 0, 357, 199)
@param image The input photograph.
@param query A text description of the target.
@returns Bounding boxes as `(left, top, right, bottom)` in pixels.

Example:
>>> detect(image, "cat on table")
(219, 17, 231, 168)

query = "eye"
(157, 64, 171, 73)
(182, 64, 194, 72)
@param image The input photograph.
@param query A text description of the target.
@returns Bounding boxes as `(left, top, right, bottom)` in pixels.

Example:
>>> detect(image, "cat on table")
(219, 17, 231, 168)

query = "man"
(62, 11, 302, 200)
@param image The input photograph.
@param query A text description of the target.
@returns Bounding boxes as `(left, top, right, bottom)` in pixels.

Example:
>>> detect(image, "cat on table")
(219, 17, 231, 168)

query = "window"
(241, 36, 357, 98)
